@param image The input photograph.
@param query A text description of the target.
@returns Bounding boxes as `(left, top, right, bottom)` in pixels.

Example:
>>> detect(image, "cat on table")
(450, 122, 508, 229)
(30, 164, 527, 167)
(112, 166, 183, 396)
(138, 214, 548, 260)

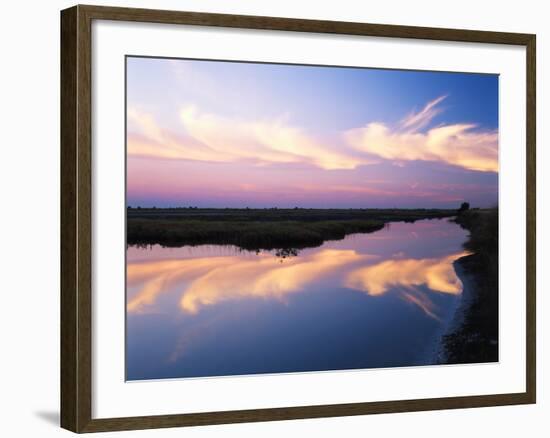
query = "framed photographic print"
(60, 4, 536, 433)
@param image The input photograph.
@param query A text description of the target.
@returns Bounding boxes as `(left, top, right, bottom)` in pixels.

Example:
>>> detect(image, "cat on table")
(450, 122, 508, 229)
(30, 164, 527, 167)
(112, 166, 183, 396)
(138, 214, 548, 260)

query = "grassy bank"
(442, 208, 499, 364)
(127, 207, 455, 250)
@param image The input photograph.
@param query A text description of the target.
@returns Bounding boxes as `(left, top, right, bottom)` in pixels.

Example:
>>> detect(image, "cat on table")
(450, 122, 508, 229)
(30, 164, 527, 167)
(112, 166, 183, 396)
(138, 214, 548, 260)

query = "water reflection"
(126, 218, 469, 380)
(345, 251, 468, 321)
(345, 252, 467, 296)
(128, 249, 374, 314)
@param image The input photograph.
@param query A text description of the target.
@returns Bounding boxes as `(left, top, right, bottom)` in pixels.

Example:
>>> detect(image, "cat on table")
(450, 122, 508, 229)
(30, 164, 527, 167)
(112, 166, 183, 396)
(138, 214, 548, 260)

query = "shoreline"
(438, 209, 499, 365)
(433, 256, 476, 364)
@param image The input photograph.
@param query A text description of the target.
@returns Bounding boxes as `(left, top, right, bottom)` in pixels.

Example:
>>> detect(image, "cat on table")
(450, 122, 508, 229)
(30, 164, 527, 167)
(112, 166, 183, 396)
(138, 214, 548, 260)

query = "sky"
(126, 56, 498, 209)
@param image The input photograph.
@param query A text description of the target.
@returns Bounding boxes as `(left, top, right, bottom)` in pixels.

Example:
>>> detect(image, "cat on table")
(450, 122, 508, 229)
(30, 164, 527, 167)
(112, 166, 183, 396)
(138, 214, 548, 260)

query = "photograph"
(125, 57, 499, 381)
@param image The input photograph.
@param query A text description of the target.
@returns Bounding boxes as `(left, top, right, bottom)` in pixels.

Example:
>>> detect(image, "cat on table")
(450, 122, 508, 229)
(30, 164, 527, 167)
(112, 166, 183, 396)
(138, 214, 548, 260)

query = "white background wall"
(0, 0, 546, 436)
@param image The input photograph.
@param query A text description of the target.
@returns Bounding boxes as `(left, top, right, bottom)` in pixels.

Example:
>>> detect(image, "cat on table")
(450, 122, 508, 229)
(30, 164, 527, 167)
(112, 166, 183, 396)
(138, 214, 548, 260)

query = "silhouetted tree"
(458, 202, 470, 213)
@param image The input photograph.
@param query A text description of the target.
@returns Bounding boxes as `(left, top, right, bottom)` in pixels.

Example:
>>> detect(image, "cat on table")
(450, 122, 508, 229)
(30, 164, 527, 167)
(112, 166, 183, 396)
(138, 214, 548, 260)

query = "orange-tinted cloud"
(345, 96, 498, 172)
(127, 106, 372, 170)
(128, 96, 497, 173)
(127, 108, 234, 163)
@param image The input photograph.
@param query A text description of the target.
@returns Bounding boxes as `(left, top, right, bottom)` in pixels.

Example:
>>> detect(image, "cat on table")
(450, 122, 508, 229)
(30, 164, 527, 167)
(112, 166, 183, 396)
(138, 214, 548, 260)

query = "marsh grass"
(126, 208, 456, 250)
(127, 218, 386, 250)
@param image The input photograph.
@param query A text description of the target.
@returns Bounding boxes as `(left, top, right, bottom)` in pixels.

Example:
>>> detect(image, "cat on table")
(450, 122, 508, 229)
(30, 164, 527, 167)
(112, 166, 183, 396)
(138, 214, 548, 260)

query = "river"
(126, 218, 468, 380)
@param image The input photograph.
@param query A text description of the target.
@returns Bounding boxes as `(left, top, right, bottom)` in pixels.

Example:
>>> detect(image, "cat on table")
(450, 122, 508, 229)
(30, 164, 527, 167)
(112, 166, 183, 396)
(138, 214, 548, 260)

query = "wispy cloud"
(400, 95, 447, 132)
(128, 96, 498, 173)
(180, 106, 374, 170)
(345, 96, 498, 172)
(128, 106, 373, 170)
(127, 108, 233, 163)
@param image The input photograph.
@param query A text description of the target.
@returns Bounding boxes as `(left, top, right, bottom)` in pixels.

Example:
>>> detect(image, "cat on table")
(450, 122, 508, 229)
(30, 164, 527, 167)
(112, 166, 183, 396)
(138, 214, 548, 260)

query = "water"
(126, 218, 469, 380)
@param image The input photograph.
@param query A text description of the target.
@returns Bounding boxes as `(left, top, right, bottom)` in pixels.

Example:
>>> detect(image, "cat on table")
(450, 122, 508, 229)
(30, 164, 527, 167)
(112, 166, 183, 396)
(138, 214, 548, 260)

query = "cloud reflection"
(343, 251, 468, 320)
(400, 290, 442, 321)
(128, 245, 468, 322)
(345, 252, 468, 296)
(127, 249, 372, 314)
(127, 256, 236, 313)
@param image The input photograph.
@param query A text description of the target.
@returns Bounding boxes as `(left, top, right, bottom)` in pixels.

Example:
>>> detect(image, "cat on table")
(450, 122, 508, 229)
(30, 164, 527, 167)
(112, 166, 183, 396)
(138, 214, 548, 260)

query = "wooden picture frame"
(61, 4, 536, 433)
